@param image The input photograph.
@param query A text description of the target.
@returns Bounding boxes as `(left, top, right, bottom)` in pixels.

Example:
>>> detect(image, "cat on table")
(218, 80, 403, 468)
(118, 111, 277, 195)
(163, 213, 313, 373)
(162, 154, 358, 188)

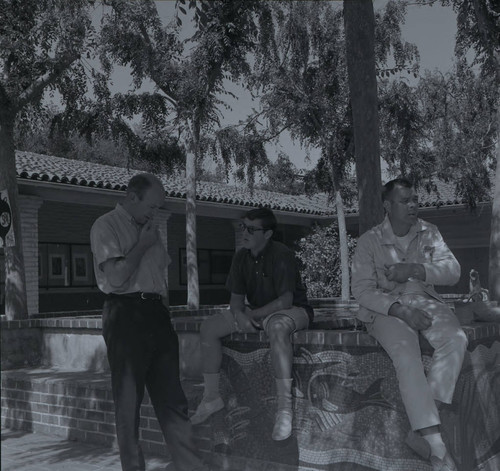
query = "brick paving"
(1, 428, 174, 471)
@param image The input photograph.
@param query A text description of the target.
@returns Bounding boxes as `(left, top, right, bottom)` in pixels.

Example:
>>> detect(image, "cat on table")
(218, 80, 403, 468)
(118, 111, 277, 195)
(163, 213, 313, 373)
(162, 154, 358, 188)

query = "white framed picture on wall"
(47, 244, 70, 286)
(71, 245, 93, 286)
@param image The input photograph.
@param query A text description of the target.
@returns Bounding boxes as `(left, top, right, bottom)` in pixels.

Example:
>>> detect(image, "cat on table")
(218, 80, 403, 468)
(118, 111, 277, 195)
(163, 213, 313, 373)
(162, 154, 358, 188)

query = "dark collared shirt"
(226, 240, 313, 321)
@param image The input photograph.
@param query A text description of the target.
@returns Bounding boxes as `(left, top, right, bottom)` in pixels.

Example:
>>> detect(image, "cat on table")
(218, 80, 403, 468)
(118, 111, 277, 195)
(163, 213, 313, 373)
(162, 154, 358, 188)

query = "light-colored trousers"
(367, 294, 468, 431)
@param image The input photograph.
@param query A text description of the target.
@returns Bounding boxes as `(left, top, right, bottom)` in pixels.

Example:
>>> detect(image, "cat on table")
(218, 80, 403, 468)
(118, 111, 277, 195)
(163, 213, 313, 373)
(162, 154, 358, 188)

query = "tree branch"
(17, 53, 80, 109)
(137, 22, 179, 108)
(260, 123, 290, 143)
(402, 0, 440, 6)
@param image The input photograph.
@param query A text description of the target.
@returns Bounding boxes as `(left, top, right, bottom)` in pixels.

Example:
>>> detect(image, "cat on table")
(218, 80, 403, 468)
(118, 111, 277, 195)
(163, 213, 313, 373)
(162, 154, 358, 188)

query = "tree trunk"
(0, 102, 28, 319)
(344, 0, 384, 235)
(489, 107, 500, 302)
(468, 0, 500, 300)
(185, 124, 200, 309)
(334, 188, 350, 301)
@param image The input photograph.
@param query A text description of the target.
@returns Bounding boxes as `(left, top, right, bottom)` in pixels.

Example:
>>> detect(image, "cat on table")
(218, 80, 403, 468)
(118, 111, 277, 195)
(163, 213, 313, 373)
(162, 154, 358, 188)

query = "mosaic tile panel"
(195, 336, 500, 471)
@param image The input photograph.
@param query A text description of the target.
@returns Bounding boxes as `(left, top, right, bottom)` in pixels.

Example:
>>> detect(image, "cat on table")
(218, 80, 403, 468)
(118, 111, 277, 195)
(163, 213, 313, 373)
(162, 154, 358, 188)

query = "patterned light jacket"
(351, 215, 460, 323)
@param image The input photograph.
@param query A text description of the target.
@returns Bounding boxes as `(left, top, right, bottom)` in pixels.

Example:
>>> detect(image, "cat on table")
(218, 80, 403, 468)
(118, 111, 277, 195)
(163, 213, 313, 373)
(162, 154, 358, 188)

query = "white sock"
(422, 432, 447, 459)
(275, 378, 293, 411)
(202, 372, 220, 401)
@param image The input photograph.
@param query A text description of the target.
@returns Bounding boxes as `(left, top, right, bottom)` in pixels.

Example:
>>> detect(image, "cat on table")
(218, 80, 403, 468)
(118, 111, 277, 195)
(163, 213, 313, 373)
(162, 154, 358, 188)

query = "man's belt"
(115, 292, 163, 301)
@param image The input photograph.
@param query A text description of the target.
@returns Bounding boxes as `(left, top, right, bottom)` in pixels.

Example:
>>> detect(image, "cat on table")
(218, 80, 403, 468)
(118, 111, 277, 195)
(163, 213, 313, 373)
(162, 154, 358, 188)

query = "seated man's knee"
(449, 327, 468, 352)
(267, 316, 295, 342)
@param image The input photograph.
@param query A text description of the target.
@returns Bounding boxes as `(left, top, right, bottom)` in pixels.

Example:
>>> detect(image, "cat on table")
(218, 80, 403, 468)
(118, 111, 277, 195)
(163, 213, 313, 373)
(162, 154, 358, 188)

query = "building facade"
(0, 151, 492, 314)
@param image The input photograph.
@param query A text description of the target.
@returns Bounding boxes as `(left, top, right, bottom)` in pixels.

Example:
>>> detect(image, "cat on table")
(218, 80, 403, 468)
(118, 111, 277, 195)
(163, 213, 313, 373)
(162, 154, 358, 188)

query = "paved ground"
(1, 428, 303, 471)
(1, 428, 173, 471)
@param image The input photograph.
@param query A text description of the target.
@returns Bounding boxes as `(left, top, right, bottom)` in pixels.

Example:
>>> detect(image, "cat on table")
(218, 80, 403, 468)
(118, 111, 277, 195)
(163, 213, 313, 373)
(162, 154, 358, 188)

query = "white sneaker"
(191, 397, 224, 425)
(272, 409, 293, 441)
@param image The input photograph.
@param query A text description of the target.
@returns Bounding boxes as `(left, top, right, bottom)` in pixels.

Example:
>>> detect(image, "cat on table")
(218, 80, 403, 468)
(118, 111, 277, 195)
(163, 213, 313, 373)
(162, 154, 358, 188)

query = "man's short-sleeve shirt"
(226, 240, 313, 320)
(90, 204, 169, 295)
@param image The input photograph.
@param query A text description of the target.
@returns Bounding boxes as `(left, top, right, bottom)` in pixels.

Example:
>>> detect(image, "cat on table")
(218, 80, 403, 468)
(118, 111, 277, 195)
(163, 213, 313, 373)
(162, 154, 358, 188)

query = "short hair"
(127, 174, 161, 200)
(244, 208, 277, 232)
(382, 178, 414, 202)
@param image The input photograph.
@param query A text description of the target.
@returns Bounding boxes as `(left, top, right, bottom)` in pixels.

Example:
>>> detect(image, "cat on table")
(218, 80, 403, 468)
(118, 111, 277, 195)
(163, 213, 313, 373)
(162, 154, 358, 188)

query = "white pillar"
(18, 195, 43, 316)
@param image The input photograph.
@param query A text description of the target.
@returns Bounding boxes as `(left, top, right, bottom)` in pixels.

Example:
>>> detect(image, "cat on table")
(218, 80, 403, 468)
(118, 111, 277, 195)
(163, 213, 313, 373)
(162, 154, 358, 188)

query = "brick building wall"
(167, 213, 236, 305)
(19, 196, 43, 315)
(30, 200, 321, 310)
(38, 201, 108, 244)
(32, 201, 276, 310)
(1, 371, 191, 458)
(19, 195, 482, 313)
(37, 201, 109, 312)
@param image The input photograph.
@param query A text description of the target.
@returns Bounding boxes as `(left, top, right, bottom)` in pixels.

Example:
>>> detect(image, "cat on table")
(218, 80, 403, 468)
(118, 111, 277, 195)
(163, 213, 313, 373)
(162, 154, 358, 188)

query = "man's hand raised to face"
(138, 220, 158, 249)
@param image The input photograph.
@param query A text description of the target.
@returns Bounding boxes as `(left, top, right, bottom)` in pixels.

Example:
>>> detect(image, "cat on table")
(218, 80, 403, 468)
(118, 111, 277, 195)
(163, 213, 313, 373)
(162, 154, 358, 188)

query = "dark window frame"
(179, 248, 233, 286)
(39, 242, 97, 289)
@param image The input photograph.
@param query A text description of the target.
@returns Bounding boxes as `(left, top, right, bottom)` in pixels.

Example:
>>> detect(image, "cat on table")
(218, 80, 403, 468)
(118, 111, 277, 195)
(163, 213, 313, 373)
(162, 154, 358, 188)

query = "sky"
(63, 1, 460, 174)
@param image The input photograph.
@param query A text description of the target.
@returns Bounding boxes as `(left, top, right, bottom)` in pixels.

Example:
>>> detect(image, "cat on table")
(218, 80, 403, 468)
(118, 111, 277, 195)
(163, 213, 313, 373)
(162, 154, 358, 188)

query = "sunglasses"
(239, 222, 266, 235)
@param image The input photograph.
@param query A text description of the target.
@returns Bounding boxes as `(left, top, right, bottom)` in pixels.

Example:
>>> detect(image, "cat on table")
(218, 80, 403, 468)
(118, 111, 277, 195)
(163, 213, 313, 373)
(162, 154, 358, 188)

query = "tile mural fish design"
(212, 340, 500, 470)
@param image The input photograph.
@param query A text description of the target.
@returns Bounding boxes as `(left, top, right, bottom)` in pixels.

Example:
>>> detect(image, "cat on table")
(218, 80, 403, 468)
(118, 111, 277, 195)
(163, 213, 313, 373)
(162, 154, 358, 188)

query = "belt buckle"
(140, 292, 147, 300)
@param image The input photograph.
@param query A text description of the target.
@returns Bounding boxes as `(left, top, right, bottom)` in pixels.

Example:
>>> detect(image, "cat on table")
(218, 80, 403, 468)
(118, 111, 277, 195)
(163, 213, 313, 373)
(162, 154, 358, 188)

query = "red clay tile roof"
(344, 177, 493, 214)
(15, 151, 335, 216)
(16, 151, 488, 216)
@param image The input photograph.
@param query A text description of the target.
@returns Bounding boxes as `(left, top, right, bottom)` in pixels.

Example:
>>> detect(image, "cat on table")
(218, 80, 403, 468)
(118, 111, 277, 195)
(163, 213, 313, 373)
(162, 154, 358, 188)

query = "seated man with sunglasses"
(191, 208, 313, 441)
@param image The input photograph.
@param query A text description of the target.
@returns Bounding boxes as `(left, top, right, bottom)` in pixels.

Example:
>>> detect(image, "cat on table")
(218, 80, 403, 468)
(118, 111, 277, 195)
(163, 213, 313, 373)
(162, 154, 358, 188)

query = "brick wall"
(38, 201, 109, 244)
(1, 370, 210, 459)
(37, 201, 110, 312)
(19, 196, 43, 315)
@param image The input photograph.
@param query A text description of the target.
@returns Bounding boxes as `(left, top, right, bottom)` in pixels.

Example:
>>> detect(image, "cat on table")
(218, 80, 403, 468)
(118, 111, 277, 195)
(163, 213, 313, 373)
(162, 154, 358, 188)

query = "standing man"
(191, 208, 313, 442)
(90, 173, 206, 471)
(351, 178, 467, 471)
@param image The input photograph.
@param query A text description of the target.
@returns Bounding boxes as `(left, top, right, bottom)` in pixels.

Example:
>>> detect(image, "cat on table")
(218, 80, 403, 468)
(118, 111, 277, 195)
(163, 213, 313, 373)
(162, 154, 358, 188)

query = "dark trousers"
(102, 295, 204, 471)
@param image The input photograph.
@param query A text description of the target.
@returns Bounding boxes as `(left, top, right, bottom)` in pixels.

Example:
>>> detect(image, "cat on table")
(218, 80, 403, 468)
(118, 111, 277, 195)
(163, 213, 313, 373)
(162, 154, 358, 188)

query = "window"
(179, 248, 233, 286)
(39, 243, 97, 288)
(71, 245, 94, 286)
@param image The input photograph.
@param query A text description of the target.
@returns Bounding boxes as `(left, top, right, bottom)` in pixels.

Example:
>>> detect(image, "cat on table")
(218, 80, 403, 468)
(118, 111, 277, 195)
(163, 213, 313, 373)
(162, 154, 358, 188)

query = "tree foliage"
(1, 0, 96, 318)
(378, 13, 497, 207)
(379, 79, 432, 185)
(1, 0, 95, 113)
(295, 224, 357, 298)
(374, 0, 420, 77)
(418, 63, 496, 206)
(97, 0, 278, 307)
(258, 153, 304, 195)
(205, 124, 270, 190)
(415, 0, 499, 300)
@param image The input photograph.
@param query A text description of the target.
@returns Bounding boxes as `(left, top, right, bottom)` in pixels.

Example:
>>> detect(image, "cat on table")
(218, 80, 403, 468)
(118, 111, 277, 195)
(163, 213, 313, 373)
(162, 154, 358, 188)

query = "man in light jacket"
(351, 178, 467, 471)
